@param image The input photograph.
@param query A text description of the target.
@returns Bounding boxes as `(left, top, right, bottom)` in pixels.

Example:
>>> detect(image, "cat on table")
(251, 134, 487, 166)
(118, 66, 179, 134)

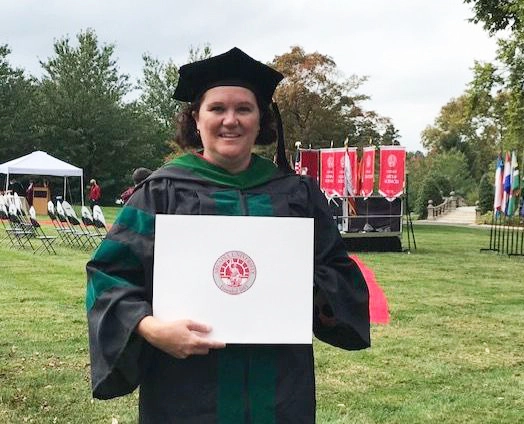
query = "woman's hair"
(173, 92, 277, 149)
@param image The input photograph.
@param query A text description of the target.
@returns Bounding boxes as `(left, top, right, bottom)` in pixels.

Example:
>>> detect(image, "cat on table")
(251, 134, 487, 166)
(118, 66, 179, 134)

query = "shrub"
(414, 173, 452, 218)
(478, 173, 493, 214)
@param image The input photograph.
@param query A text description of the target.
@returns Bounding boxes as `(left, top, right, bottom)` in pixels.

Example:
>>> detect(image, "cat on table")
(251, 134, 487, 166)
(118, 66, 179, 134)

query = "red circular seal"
(213, 251, 256, 295)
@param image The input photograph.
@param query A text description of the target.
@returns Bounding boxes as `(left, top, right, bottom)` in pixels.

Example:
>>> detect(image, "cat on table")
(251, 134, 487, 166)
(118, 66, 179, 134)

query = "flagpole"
(520, 151, 524, 255)
(344, 137, 349, 233)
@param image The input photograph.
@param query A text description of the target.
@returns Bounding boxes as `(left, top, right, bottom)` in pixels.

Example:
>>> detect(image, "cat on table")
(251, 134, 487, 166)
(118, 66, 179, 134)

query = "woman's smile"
(193, 86, 260, 173)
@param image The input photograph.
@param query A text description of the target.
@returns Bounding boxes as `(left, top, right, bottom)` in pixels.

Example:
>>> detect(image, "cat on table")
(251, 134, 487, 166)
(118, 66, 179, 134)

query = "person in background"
(119, 167, 152, 204)
(86, 47, 370, 423)
(25, 180, 34, 207)
(88, 179, 101, 211)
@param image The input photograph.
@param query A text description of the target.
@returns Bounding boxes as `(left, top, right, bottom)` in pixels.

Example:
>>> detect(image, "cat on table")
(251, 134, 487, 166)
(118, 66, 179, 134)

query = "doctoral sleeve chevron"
(86, 181, 162, 399)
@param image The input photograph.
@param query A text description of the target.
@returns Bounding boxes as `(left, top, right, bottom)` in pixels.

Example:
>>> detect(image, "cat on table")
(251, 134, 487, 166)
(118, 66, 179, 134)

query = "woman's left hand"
(136, 315, 226, 359)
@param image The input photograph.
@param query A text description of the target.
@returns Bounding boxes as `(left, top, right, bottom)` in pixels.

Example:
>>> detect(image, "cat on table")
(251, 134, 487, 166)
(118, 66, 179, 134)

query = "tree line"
(0, 29, 399, 204)
(409, 0, 524, 216)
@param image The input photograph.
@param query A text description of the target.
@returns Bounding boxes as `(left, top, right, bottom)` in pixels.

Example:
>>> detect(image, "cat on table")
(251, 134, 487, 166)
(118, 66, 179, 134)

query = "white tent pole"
(5, 173, 9, 191)
(81, 175, 84, 207)
(63, 177, 67, 200)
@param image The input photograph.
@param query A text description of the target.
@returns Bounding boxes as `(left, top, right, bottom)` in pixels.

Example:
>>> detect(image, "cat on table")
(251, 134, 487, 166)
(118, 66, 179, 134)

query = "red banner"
(360, 146, 375, 198)
(320, 149, 344, 197)
(300, 149, 319, 181)
(320, 148, 357, 197)
(378, 146, 406, 201)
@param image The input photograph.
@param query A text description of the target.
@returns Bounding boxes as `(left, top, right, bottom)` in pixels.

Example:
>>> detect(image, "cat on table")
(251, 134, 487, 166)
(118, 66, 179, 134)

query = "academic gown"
(86, 153, 370, 424)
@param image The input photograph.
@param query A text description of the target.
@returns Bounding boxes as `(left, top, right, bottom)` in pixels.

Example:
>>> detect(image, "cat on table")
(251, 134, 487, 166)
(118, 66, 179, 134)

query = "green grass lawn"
(0, 224, 522, 423)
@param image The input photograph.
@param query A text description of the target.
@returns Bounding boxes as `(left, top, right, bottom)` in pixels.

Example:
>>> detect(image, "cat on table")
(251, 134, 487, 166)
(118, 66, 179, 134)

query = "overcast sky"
(1, 0, 500, 152)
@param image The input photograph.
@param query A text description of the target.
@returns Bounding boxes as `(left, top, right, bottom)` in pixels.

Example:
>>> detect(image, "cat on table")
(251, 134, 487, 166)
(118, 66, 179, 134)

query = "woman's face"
(193, 86, 260, 173)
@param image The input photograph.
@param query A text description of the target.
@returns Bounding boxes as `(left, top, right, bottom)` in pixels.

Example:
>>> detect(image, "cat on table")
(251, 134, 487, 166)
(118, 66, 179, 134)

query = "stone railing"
(426, 191, 466, 220)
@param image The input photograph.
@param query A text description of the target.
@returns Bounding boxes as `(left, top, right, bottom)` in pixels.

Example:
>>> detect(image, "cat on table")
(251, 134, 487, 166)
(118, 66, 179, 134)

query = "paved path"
(417, 206, 477, 226)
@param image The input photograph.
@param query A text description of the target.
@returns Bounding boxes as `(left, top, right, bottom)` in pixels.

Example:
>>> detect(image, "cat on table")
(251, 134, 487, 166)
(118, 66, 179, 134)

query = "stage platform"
(331, 196, 404, 252)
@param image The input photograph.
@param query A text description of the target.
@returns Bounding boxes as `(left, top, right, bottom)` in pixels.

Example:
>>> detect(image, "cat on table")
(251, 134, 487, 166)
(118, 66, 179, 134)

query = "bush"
(414, 173, 452, 219)
(478, 173, 493, 214)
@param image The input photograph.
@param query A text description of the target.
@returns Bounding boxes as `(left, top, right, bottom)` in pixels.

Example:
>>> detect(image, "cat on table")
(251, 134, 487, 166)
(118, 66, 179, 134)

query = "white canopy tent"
(0, 150, 84, 206)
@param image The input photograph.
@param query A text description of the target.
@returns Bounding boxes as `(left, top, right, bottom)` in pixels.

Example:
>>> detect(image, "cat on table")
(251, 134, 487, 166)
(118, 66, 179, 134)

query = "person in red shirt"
(89, 179, 101, 211)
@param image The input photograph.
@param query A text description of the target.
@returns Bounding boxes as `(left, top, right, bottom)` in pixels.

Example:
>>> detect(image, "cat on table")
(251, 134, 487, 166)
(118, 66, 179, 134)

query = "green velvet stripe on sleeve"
(91, 239, 142, 268)
(86, 270, 135, 311)
(114, 205, 155, 235)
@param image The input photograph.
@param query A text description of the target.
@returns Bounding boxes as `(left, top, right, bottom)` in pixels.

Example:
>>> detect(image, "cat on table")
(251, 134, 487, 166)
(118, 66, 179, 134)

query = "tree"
(426, 149, 476, 197)
(270, 46, 395, 151)
(420, 72, 503, 183)
(381, 123, 401, 145)
(464, 1, 524, 154)
(0, 45, 40, 161)
(496, 33, 524, 152)
(406, 150, 428, 212)
(136, 44, 212, 161)
(38, 29, 168, 201)
(414, 172, 452, 218)
(464, 0, 524, 34)
(137, 54, 180, 130)
(478, 172, 494, 214)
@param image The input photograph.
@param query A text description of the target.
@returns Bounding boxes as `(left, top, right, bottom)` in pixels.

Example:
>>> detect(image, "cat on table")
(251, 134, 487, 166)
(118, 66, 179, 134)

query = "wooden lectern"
(33, 186, 50, 215)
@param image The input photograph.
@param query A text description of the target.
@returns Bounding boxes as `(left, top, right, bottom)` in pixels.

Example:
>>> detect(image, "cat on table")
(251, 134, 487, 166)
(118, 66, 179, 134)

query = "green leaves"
(0, 45, 40, 160)
(464, 0, 524, 34)
(34, 29, 169, 202)
(271, 46, 395, 149)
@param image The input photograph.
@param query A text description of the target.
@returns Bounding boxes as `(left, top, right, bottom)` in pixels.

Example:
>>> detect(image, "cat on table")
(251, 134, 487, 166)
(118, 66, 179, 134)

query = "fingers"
(191, 334, 226, 351)
(186, 320, 212, 333)
(174, 336, 226, 358)
(185, 320, 226, 348)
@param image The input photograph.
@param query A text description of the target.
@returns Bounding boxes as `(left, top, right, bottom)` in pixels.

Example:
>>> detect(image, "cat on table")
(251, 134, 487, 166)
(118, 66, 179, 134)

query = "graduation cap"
(173, 47, 291, 171)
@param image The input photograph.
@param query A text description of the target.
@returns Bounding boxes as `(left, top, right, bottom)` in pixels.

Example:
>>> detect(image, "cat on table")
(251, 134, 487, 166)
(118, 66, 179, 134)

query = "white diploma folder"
(153, 215, 313, 344)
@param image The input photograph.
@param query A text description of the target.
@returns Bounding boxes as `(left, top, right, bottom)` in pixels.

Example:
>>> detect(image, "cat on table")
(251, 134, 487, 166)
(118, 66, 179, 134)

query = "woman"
(88, 178, 101, 211)
(86, 47, 370, 423)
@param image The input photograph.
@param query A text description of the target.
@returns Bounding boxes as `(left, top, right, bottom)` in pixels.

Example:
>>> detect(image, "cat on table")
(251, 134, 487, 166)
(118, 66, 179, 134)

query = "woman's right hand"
(136, 315, 226, 359)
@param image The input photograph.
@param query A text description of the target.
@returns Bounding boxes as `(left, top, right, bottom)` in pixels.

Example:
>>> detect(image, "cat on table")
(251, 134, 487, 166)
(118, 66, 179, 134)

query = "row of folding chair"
(0, 192, 109, 253)
(47, 201, 107, 250)
(0, 195, 57, 254)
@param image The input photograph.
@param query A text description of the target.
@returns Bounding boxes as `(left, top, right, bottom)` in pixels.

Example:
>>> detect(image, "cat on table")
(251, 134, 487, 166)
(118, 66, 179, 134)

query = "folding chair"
(61, 201, 98, 250)
(7, 203, 35, 251)
(93, 205, 109, 236)
(4, 193, 14, 210)
(28, 206, 57, 255)
(48, 201, 74, 247)
(12, 193, 34, 236)
(81, 206, 106, 242)
(56, 201, 85, 248)
(0, 195, 10, 245)
(0, 202, 19, 249)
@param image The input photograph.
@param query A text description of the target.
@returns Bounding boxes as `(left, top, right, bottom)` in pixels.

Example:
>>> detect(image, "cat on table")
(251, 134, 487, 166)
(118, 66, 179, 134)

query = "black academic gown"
(86, 154, 370, 423)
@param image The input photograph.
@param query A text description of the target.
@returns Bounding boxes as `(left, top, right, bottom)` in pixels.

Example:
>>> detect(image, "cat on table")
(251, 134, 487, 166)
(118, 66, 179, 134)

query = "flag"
(359, 146, 375, 198)
(493, 155, 504, 215)
(507, 151, 520, 216)
(344, 147, 357, 216)
(294, 149, 301, 175)
(502, 151, 511, 215)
